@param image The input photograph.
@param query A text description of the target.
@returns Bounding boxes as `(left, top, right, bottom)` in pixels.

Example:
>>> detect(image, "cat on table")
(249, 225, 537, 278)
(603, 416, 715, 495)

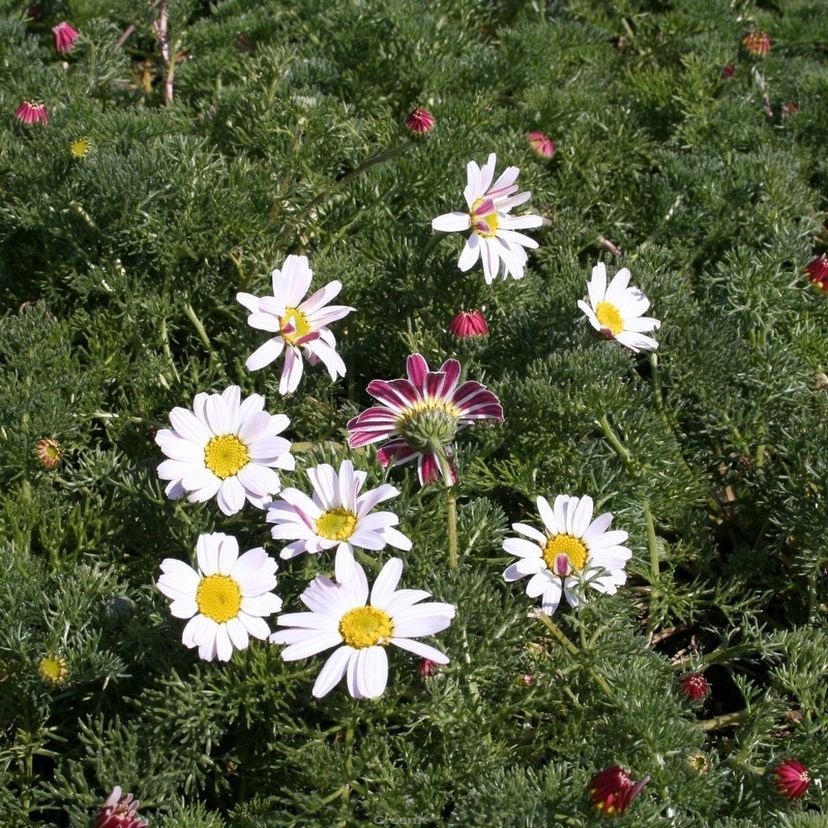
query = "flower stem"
(183, 301, 222, 369)
(434, 449, 458, 570)
(643, 499, 660, 631)
(596, 414, 636, 474)
(536, 612, 612, 697)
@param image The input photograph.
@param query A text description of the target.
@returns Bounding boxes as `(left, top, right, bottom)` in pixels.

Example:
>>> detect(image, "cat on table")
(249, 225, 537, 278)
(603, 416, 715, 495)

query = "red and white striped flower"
(449, 309, 488, 338)
(772, 759, 811, 800)
(432, 153, 543, 284)
(347, 353, 503, 486)
(237, 254, 354, 394)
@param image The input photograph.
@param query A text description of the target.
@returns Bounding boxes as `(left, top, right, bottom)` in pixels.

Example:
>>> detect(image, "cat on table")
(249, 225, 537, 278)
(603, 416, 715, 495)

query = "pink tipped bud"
(528, 130, 555, 158)
(52, 21, 79, 54)
(520, 673, 533, 687)
(405, 107, 435, 135)
(772, 759, 811, 800)
(590, 766, 649, 816)
(722, 64, 735, 78)
(449, 309, 488, 338)
(418, 658, 438, 678)
(15, 100, 48, 125)
(742, 31, 771, 58)
(95, 786, 147, 828)
(806, 255, 828, 292)
(680, 672, 710, 702)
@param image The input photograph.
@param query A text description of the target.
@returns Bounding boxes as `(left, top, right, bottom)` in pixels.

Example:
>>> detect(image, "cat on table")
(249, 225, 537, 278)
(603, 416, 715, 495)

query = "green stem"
(183, 302, 222, 368)
(596, 414, 636, 475)
(536, 612, 612, 697)
(435, 449, 458, 571)
(697, 709, 748, 732)
(643, 499, 659, 630)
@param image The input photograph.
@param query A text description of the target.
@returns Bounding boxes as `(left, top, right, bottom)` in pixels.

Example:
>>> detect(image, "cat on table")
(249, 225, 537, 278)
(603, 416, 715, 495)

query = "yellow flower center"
(70, 137, 91, 158)
(196, 574, 242, 623)
(339, 606, 394, 649)
(543, 533, 588, 574)
(470, 197, 500, 238)
(203, 435, 249, 479)
(279, 306, 312, 345)
(316, 508, 358, 541)
(595, 301, 624, 335)
(38, 655, 69, 684)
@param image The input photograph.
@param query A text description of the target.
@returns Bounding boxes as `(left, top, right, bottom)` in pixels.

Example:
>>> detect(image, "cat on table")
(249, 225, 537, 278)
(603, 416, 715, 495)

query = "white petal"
(246, 338, 285, 371)
(215, 624, 234, 661)
(218, 535, 239, 575)
(312, 646, 355, 698)
(370, 557, 403, 609)
(391, 637, 449, 664)
(278, 631, 343, 660)
(217, 476, 245, 515)
(432, 211, 472, 233)
(457, 234, 481, 271)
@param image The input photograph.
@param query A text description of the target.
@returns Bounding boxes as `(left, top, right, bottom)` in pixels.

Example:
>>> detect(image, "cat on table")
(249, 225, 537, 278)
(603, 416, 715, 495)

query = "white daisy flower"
(155, 385, 294, 516)
(237, 254, 354, 394)
(267, 459, 412, 582)
(503, 494, 632, 615)
(577, 262, 661, 352)
(157, 532, 282, 662)
(431, 152, 543, 284)
(270, 558, 455, 699)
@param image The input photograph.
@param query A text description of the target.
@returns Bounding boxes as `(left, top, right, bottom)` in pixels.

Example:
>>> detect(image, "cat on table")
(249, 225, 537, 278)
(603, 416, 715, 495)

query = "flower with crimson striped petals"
(347, 353, 504, 486)
(590, 766, 649, 816)
(772, 759, 811, 800)
(742, 31, 771, 58)
(270, 557, 455, 698)
(405, 106, 435, 135)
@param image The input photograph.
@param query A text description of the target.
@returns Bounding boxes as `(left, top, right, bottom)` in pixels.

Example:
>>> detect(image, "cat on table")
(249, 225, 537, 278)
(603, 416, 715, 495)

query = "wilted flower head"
(95, 786, 147, 828)
(742, 31, 771, 57)
(37, 654, 69, 685)
(15, 100, 48, 125)
(449, 309, 488, 338)
(405, 106, 435, 135)
(687, 751, 711, 775)
(528, 130, 555, 158)
(52, 21, 79, 54)
(772, 759, 811, 800)
(347, 353, 504, 486)
(35, 438, 62, 469)
(806, 255, 828, 292)
(680, 672, 710, 702)
(590, 766, 649, 816)
(418, 658, 439, 677)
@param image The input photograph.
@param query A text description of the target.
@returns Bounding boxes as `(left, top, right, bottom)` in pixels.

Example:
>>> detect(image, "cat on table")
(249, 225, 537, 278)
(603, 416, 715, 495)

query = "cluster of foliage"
(1, 0, 826, 825)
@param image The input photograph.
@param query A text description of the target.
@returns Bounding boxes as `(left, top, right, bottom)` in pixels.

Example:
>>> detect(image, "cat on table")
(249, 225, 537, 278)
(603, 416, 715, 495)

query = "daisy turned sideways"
(578, 262, 661, 353)
(347, 353, 503, 485)
(432, 153, 543, 284)
(503, 494, 631, 614)
(237, 254, 354, 394)
(157, 532, 282, 662)
(270, 558, 455, 698)
(267, 458, 411, 581)
(156, 385, 294, 515)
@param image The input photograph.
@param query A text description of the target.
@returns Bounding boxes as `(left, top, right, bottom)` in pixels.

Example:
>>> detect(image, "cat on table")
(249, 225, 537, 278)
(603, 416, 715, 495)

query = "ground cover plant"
(1, 0, 827, 824)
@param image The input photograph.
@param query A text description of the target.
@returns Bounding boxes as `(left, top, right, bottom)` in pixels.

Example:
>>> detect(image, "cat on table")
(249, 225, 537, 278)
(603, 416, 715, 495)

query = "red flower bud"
(95, 787, 147, 828)
(405, 107, 435, 135)
(806, 255, 828, 292)
(528, 130, 555, 158)
(449, 309, 488, 338)
(590, 766, 649, 816)
(772, 759, 811, 800)
(742, 31, 771, 58)
(52, 21, 80, 54)
(15, 100, 48, 125)
(680, 672, 709, 702)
